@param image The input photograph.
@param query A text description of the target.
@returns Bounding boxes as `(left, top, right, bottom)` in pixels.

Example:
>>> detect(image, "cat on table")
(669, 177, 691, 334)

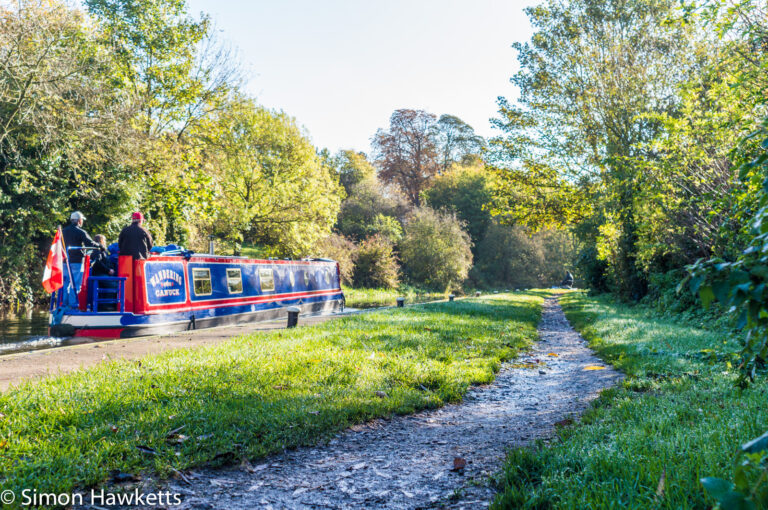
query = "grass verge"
(0, 292, 545, 505)
(342, 285, 450, 309)
(492, 290, 768, 509)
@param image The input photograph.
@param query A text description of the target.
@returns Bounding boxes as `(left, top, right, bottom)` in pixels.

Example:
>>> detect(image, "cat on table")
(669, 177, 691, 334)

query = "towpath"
(151, 295, 622, 509)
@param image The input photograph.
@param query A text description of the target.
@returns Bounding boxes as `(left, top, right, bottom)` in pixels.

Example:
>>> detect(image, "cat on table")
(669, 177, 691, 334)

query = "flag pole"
(60, 226, 76, 301)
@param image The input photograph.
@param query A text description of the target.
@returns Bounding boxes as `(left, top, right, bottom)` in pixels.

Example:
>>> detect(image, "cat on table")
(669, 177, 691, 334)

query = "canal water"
(0, 308, 68, 355)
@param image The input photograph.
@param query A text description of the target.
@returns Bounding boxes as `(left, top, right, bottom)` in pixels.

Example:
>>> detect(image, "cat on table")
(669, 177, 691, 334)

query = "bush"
(352, 235, 399, 289)
(399, 207, 472, 290)
(314, 234, 357, 286)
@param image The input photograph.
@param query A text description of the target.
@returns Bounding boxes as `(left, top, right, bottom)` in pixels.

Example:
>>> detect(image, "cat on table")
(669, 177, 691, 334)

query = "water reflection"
(0, 308, 66, 355)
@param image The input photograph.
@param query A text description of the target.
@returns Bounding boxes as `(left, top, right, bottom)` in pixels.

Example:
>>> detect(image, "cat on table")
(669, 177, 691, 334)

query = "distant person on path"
(118, 212, 153, 260)
(62, 211, 99, 306)
(561, 271, 574, 289)
(91, 235, 115, 276)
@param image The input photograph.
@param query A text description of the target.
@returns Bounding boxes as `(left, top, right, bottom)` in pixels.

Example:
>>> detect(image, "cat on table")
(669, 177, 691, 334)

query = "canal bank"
(0, 313, 341, 391)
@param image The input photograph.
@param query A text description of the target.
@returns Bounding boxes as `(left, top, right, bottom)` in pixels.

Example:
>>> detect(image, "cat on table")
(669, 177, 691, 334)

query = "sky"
(185, 0, 536, 154)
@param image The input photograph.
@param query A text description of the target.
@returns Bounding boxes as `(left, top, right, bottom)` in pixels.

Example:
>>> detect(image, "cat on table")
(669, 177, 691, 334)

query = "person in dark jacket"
(118, 212, 153, 260)
(561, 271, 574, 289)
(62, 211, 99, 306)
(62, 211, 99, 264)
(91, 235, 115, 276)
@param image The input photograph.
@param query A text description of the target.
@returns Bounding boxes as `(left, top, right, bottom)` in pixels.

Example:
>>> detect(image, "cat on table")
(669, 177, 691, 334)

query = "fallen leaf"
(375, 391, 388, 398)
(583, 365, 607, 370)
(110, 425, 118, 433)
(351, 462, 366, 470)
(197, 433, 214, 440)
(451, 457, 467, 471)
(0, 440, 7, 449)
(547, 353, 559, 357)
(308, 410, 320, 415)
(555, 418, 574, 427)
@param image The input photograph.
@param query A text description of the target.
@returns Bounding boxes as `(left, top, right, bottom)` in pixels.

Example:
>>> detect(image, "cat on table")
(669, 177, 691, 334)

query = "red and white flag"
(42, 227, 66, 293)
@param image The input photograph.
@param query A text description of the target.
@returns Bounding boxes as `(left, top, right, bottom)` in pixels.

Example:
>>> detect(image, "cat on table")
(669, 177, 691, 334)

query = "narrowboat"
(49, 252, 344, 339)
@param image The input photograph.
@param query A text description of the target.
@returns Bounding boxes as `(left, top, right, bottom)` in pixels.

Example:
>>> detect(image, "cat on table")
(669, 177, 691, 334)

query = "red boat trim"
(74, 328, 124, 338)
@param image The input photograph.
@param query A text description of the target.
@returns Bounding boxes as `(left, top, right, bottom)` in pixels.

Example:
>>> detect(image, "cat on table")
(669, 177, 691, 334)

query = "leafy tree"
(435, 115, 484, 173)
(85, 0, 236, 136)
(373, 109, 440, 205)
(197, 99, 343, 257)
(336, 177, 408, 241)
(490, 0, 697, 299)
(422, 161, 493, 252)
(399, 207, 472, 290)
(331, 150, 376, 195)
(0, 1, 138, 303)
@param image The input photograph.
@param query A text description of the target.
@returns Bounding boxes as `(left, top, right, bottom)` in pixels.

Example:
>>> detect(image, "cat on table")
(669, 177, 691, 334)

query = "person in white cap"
(62, 211, 99, 307)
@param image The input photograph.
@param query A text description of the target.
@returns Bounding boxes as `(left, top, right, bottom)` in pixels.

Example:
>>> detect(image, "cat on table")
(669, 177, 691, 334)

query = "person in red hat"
(118, 211, 153, 260)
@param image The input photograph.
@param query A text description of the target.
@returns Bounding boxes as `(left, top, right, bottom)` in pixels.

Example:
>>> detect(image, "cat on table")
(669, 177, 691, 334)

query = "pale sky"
(186, 0, 535, 154)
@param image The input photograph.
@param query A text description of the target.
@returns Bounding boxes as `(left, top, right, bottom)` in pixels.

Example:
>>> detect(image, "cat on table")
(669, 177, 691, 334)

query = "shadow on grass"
(0, 291, 546, 498)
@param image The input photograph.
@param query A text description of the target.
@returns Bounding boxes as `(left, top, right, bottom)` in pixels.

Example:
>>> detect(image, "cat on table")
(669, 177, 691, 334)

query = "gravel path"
(158, 296, 622, 509)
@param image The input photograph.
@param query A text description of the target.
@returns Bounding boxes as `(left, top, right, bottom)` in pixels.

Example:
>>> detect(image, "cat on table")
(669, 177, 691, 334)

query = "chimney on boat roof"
(208, 235, 215, 255)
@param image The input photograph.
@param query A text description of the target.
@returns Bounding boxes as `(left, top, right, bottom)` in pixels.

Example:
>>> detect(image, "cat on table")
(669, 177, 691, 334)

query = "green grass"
(0, 292, 545, 505)
(493, 290, 768, 509)
(342, 285, 450, 309)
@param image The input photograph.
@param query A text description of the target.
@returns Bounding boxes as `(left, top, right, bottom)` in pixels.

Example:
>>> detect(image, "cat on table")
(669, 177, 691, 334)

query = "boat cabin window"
(325, 269, 331, 286)
(288, 270, 295, 289)
(303, 270, 310, 287)
(260, 267, 275, 292)
(192, 268, 212, 296)
(226, 268, 243, 294)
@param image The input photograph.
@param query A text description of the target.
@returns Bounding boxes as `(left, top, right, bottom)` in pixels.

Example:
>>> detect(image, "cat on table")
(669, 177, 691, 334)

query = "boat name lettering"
(149, 268, 184, 298)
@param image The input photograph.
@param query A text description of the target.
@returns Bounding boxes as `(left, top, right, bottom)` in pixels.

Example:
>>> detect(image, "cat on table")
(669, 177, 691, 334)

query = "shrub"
(314, 234, 357, 286)
(352, 235, 399, 289)
(399, 207, 472, 290)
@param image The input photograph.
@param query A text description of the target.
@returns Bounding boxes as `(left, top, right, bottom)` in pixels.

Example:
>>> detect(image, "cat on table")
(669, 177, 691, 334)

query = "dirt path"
(0, 314, 339, 391)
(156, 296, 622, 510)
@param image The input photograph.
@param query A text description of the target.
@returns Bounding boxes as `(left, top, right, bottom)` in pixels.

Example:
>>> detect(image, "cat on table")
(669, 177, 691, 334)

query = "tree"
(0, 0, 138, 303)
(435, 115, 484, 173)
(373, 109, 440, 205)
(198, 99, 343, 257)
(331, 150, 376, 195)
(336, 177, 408, 241)
(399, 207, 473, 290)
(421, 161, 494, 252)
(85, 0, 236, 137)
(490, 0, 698, 299)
